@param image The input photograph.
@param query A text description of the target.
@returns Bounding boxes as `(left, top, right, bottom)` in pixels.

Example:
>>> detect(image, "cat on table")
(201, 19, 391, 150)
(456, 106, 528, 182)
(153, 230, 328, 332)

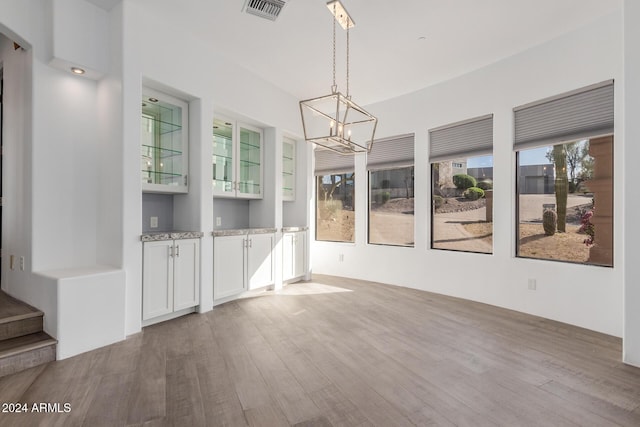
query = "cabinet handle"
(249, 238, 252, 248)
(169, 245, 174, 258)
(176, 244, 180, 257)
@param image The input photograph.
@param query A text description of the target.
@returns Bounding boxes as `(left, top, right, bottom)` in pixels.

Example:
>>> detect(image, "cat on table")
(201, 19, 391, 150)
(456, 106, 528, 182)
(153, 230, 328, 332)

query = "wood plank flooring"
(0, 274, 639, 426)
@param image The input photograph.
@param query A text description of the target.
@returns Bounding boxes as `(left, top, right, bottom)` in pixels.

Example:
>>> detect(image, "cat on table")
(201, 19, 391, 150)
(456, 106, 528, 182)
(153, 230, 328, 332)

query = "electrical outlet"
(338, 254, 344, 262)
(216, 217, 222, 227)
(150, 216, 159, 228)
(20, 256, 25, 271)
(528, 279, 537, 291)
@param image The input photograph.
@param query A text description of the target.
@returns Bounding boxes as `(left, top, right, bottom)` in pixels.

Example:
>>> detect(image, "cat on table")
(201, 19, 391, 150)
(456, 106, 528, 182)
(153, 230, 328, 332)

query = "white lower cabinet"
(283, 231, 306, 281)
(142, 238, 200, 322)
(214, 233, 274, 300)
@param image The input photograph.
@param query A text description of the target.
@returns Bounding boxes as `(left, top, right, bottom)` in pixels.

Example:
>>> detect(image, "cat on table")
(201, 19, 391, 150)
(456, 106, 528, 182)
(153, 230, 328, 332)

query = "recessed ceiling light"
(418, 36, 427, 41)
(71, 67, 85, 75)
(148, 97, 158, 103)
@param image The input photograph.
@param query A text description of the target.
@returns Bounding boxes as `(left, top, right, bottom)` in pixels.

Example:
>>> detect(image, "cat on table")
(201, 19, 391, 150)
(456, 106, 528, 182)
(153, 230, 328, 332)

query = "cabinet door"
(293, 231, 306, 278)
(141, 88, 188, 194)
(214, 235, 246, 299)
(282, 233, 295, 281)
(173, 238, 200, 311)
(143, 241, 174, 320)
(237, 123, 263, 199)
(212, 118, 235, 197)
(283, 138, 296, 201)
(247, 233, 274, 290)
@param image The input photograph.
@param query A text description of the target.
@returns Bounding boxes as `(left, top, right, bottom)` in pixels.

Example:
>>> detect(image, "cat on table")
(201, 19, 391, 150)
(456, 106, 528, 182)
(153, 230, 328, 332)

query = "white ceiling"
(131, 0, 622, 106)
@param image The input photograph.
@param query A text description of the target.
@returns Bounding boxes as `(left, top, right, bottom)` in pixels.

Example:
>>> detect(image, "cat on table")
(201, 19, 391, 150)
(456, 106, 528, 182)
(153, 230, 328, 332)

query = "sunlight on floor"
(278, 281, 354, 296)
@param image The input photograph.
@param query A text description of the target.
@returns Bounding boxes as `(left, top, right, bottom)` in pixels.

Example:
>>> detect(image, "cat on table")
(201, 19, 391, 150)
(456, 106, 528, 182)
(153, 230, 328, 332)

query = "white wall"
(623, 0, 640, 366)
(312, 10, 624, 337)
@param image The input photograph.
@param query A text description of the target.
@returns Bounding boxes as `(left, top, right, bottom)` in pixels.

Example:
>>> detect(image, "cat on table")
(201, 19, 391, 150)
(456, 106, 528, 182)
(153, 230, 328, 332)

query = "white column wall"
(312, 11, 625, 337)
(623, 0, 640, 366)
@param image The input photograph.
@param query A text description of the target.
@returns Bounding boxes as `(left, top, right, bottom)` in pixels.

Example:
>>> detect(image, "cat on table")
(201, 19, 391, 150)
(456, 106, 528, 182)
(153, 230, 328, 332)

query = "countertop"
(212, 228, 278, 237)
(141, 231, 204, 242)
(282, 226, 309, 232)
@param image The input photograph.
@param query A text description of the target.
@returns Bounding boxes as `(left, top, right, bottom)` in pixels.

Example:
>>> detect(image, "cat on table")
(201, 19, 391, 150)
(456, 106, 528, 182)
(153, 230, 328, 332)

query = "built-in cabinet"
(213, 231, 275, 300)
(282, 230, 306, 281)
(142, 237, 200, 323)
(283, 137, 296, 201)
(141, 88, 188, 193)
(212, 118, 264, 199)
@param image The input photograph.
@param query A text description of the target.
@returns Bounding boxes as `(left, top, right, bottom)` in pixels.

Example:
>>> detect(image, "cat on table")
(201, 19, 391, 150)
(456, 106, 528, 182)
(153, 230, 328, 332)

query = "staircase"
(0, 291, 56, 377)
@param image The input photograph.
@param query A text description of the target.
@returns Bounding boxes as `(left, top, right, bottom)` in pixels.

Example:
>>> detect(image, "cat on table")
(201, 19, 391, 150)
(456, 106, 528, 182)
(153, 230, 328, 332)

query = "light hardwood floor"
(1, 274, 639, 426)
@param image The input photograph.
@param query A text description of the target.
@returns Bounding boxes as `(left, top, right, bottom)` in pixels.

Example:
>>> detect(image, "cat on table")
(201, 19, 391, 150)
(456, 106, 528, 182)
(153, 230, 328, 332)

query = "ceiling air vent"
(244, 0, 286, 21)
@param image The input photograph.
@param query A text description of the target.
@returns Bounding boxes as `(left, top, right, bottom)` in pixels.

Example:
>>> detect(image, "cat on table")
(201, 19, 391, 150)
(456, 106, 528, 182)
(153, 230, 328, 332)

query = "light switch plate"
(216, 217, 222, 227)
(150, 216, 159, 228)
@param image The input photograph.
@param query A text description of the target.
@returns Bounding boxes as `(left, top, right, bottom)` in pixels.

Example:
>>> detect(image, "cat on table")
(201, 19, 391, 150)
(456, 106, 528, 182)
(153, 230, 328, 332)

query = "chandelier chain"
(332, 3, 337, 93)
(346, 22, 350, 98)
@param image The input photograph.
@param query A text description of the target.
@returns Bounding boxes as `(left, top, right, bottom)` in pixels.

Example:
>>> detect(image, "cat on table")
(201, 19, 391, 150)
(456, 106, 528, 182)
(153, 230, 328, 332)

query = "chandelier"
(299, 0, 378, 155)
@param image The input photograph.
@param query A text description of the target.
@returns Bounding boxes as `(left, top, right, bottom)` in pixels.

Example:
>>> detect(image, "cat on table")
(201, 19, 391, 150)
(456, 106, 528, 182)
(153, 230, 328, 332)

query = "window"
(514, 81, 614, 266)
(369, 167, 414, 246)
(429, 115, 494, 254)
(315, 149, 355, 243)
(368, 134, 415, 247)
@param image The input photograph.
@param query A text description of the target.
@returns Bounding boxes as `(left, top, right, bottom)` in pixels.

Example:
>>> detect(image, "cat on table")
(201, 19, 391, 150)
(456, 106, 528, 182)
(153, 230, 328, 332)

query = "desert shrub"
(381, 191, 390, 204)
(432, 195, 444, 209)
(464, 187, 484, 200)
(543, 208, 557, 236)
(453, 174, 477, 190)
(569, 181, 578, 193)
(477, 179, 493, 190)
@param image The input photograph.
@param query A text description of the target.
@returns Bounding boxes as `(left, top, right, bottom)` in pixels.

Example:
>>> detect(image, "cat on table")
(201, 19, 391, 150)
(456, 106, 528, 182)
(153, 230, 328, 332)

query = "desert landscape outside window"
(431, 156, 493, 253)
(316, 173, 355, 242)
(516, 137, 613, 266)
(368, 167, 414, 246)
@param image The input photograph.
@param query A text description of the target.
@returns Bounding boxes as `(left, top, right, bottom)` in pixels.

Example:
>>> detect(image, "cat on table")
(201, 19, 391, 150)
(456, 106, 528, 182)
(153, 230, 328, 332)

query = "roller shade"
(367, 134, 414, 170)
(514, 80, 614, 150)
(314, 148, 355, 175)
(429, 114, 493, 163)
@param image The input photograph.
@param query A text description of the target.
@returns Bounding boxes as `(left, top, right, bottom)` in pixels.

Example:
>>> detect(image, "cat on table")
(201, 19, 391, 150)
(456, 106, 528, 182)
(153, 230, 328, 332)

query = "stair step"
(0, 332, 57, 378)
(0, 291, 44, 341)
(0, 291, 41, 321)
(0, 312, 44, 342)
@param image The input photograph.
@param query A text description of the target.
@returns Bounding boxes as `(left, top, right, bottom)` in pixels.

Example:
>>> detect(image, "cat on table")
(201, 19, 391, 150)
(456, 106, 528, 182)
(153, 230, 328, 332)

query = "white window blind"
(314, 148, 355, 176)
(367, 134, 414, 170)
(514, 80, 614, 150)
(429, 114, 493, 163)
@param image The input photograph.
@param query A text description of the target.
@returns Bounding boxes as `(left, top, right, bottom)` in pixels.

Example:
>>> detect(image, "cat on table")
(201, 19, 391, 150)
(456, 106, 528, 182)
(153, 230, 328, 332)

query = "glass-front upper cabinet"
(212, 118, 234, 195)
(141, 88, 188, 193)
(283, 137, 296, 201)
(212, 117, 263, 199)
